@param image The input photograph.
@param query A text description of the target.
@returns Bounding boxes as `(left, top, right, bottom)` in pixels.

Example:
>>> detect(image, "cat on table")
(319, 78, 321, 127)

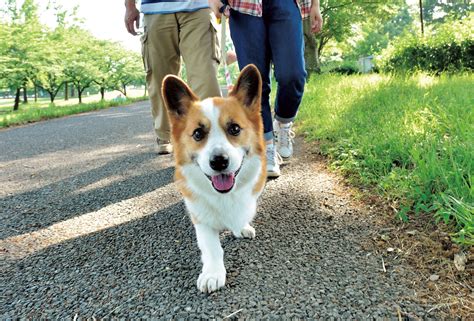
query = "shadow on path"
(1, 151, 173, 239)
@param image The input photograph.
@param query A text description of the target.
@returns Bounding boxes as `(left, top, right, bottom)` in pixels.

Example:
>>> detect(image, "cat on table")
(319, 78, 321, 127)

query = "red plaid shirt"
(228, 0, 311, 18)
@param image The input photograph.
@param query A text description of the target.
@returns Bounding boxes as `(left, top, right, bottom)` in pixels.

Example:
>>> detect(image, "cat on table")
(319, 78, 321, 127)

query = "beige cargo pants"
(141, 9, 221, 141)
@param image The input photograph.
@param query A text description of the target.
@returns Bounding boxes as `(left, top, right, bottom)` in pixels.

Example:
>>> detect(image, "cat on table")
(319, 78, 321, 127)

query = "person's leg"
(266, 0, 306, 159)
(178, 9, 221, 99)
(142, 13, 181, 151)
(229, 9, 281, 177)
(229, 10, 272, 142)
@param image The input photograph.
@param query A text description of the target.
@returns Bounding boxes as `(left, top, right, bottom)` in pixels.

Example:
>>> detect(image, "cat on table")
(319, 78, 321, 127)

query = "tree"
(93, 40, 123, 100)
(111, 51, 144, 97)
(350, 6, 414, 59)
(0, 0, 45, 110)
(422, 0, 473, 24)
(62, 28, 100, 104)
(303, 0, 403, 75)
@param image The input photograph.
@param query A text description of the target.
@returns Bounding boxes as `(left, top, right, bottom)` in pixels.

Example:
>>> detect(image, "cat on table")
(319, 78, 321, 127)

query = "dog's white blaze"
(197, 99, 244, 176)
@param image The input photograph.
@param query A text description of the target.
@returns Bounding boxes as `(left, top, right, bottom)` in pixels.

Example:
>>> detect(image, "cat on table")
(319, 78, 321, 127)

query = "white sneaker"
(266, 144, 282, 178)
(273, 120, 295, 160)
(157, 138, 173, 154)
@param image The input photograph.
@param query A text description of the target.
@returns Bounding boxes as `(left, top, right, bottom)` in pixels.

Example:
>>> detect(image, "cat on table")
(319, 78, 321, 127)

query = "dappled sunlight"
(414, 73, 439, 89)
(363, 74, 386, 87)
(73, 175, 125, 194)
(404, 107, 441, 137)
(95, 111, 148, 119)
(0, 188, 180, 260)
(0, 145, 155, 194)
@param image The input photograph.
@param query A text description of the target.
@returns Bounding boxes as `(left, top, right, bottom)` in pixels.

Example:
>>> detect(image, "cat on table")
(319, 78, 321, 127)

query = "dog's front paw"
(197, 267, 226, 293)
(240, 225, 256, 239)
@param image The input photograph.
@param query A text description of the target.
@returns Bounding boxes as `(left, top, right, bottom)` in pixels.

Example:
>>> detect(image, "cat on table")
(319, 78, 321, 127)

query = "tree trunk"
(71, 86, 75, 98)
(22, 86, 28, 104)
(100, 88, 105, 100)
(34, 86, 37, 102)
(65, 82, 69, 100)
(49, 91, 54, 103)
(123, 84, 127, 97)
(303, 19, 320, 80)
(419, 0, 424, 36)
(14, 88, 20, 111)
(144, 85, 147, 96)
(77, 85, 83, 104)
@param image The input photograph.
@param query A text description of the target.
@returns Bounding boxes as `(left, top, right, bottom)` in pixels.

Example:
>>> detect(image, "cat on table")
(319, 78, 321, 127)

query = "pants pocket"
(140, 30, 151, 74)
(210, 22, 221, 65)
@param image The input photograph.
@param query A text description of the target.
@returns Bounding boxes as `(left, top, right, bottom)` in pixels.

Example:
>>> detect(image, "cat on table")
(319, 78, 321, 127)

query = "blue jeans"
(229, 0, 306, 141)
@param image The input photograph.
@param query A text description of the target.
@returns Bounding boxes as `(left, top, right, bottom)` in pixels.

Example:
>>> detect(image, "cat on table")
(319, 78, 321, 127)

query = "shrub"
(378, 15, 473, 73)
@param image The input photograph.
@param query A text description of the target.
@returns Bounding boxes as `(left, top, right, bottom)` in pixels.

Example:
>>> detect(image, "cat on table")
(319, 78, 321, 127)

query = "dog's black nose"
(210, 154, 229, 171)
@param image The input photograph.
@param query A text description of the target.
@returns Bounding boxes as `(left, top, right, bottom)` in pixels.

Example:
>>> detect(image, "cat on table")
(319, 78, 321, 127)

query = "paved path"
(0, 102, 436, 318)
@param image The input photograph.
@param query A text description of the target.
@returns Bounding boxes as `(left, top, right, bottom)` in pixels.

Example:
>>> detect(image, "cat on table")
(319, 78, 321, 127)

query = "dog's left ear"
(162, 75, 198, 118)
(230, 64, 262, 111)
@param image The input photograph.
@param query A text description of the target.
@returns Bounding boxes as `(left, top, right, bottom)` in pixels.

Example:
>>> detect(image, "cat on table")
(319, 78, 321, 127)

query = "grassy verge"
(298, 73, 473, 245)
(0, 96, 148, 128)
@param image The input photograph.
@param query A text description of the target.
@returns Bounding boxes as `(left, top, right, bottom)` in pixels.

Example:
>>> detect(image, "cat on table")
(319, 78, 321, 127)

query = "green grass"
(298, 73, 473, 245)
(0, 96, 148, 128)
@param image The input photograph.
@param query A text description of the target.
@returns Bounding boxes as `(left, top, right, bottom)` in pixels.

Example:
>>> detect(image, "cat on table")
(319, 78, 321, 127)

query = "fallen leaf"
(429, 274, 439, 282)
(454, 253, 467, 272)
(381, 234, 390, 241)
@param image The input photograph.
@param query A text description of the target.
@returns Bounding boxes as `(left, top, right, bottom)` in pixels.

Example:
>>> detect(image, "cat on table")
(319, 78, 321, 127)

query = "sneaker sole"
(266, 171, 281, 178)
(157, 146, 173, 155)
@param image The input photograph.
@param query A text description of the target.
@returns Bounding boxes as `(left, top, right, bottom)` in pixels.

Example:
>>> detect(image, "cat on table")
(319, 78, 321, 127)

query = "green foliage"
(0, 0, 44, 91)
(378, 15, 474, 73)
(0, 0, 144, 108)
(306, 0, 403, 70)
(350, 7, 414, 59)
(298, 73, 473, 245)
(422, 0, 473, 24)
(327, 60, 360, 75)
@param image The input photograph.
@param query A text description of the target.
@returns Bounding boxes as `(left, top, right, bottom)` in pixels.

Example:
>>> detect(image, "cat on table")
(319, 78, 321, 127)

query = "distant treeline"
(0, 0, 144, 110)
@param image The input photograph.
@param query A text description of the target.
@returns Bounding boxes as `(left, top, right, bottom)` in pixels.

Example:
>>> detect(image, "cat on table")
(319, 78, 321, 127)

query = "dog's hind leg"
(194, 224, 226, 293)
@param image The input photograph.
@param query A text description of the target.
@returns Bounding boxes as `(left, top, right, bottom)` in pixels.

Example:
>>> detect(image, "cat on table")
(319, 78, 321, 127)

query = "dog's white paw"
(197, 268, 226, 293)
(240, 225, 256, 239)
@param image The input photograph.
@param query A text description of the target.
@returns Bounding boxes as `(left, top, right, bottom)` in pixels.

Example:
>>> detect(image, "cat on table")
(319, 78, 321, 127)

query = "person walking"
(209, 0, 323, 177)
(125, 0, 221, 154)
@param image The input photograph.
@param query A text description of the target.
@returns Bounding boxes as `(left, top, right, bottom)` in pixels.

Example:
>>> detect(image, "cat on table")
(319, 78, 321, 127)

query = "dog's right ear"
(162, 75, 198, 118)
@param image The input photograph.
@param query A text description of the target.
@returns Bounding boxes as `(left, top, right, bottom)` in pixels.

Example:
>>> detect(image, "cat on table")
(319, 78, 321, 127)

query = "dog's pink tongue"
(211, 173, 235, 192)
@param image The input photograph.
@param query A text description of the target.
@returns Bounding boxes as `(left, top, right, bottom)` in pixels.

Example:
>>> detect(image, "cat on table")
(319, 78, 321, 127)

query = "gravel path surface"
(1, 102, 438, 319)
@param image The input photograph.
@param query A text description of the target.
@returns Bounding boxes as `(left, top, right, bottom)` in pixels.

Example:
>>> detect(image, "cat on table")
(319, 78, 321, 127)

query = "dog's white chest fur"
(181, 155, 262, 235)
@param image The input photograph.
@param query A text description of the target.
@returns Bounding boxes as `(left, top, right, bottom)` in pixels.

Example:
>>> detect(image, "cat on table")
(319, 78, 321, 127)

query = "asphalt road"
(0, 102, 437, 319)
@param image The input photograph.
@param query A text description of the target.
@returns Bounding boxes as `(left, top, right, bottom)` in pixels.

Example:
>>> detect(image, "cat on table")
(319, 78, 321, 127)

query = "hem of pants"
(274, 114, 296, 124)
(264, 131, 274, 142)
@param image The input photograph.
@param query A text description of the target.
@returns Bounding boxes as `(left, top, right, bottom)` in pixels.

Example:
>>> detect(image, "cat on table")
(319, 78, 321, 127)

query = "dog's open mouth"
(207, 168, 241, 194)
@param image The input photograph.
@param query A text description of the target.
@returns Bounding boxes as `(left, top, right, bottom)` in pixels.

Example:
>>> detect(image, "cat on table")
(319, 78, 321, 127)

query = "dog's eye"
(192, 128, 205, 141)
(228, 123, 241, 136)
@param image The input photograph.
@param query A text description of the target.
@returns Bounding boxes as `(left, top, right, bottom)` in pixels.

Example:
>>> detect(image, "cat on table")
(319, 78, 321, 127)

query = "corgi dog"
(161, 65, 266, 293)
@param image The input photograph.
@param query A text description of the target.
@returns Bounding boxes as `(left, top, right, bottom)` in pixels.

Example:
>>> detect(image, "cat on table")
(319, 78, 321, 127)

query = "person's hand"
(124, 1, 140, 35)
(310, 5, 323, 34)
(209, 0, 223, 19)
(208, 0, 229, 19)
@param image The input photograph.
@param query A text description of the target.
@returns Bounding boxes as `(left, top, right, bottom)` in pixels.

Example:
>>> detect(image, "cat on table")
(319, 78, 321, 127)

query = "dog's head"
(162, 64, 264, 194)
